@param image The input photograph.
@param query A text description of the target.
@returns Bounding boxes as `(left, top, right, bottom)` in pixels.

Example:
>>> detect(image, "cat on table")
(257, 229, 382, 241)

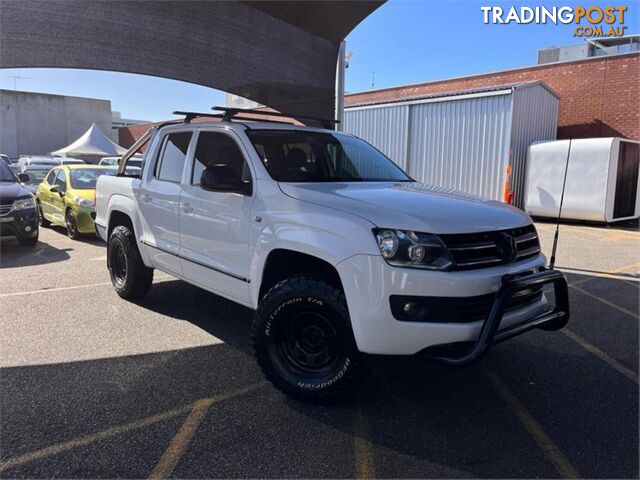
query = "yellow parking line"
(148, 399, 215, 479)
(353, 405, 374, 479)
(0, 383, 265, 474)
(485, 369, 580, 479)
(148, 383, 265, 479)
(0, 405, 190, 473)
(569, 284, 639, 320)
(0, 276, 173, 298)
(0, 281, 114, 298)
(561, 329, 638, 384)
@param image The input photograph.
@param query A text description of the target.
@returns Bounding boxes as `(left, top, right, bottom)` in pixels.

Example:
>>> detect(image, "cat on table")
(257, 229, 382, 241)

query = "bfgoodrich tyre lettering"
(251, 276, 362, 402)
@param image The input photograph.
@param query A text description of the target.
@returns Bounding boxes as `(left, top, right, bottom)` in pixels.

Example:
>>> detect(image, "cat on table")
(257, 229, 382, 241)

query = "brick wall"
(346, 53, 640, 140)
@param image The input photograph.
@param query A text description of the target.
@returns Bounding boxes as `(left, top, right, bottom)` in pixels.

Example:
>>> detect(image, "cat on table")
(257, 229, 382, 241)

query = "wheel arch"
(106, 204, 152, 267)
(255, 248, 344, 304)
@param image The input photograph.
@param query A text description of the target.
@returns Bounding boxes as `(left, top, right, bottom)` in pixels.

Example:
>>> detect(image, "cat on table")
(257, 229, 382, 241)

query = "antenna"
(549, 137, 572, 269)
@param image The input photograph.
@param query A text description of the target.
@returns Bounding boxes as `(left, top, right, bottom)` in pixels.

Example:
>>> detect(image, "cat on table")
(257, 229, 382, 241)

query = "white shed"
(344, 81, 560, 208)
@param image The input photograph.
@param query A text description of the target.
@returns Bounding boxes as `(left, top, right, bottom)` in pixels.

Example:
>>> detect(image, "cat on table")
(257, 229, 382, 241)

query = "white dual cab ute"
(95, 107, 569, 402)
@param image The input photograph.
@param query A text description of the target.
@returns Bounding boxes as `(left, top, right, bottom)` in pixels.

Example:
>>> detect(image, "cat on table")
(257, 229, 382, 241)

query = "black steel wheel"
(252, 276, 362, 402)
(107, 224, 153, 300)
(65, 209, 79, 239)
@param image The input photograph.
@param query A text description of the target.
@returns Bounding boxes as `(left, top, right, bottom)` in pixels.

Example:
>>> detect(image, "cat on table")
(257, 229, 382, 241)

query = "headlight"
(12, 196, 35, 210)
(374, 229, 453, 270)
(75, 197, 94, 208)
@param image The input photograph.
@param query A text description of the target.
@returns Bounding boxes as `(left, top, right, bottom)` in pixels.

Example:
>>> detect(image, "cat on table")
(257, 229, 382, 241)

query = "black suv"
(0, 161, 39, 246)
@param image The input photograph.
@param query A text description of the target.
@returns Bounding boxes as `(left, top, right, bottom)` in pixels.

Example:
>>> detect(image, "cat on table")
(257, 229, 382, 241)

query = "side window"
(154, 132, 192, 183)
(54, 169, 67, 190)
(192, 132, 251, 185)
(46, 169, 57, 185)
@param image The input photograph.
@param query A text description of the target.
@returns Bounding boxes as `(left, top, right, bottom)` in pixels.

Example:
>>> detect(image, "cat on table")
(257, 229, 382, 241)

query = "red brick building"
(120, 52, 639, 145)
(345, 52, 639, 140)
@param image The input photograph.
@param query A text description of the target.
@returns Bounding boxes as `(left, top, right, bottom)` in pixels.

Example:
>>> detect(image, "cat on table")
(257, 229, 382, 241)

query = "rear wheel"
(37, 201, 51, 227)
(252, 276, 362, 402)
(107, 225, 153, 299)
(65, 209, 79, 240)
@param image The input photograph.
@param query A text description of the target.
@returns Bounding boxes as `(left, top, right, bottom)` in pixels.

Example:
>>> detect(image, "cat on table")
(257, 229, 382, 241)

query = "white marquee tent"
(51, 123, 126, 163)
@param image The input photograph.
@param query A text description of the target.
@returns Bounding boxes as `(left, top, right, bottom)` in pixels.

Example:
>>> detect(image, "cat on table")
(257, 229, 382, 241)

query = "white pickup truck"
(95, 109, 569, 402)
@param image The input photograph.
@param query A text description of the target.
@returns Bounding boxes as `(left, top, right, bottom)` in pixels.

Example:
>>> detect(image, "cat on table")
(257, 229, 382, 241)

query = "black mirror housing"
(200, 165, 251, 195)
(18, 173, 29, 183)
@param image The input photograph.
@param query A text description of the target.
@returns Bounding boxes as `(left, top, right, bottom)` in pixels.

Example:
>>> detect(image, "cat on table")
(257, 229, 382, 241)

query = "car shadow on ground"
(1, 273, 637, 478)
(0, 238, 72, 268)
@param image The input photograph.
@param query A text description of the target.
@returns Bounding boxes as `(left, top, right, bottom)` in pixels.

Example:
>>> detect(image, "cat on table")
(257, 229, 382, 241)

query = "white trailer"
(525, 138, 640, 223)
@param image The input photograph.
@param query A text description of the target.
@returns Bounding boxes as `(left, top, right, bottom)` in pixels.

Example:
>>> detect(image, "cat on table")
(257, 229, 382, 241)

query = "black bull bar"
(427, 268, 569, 366)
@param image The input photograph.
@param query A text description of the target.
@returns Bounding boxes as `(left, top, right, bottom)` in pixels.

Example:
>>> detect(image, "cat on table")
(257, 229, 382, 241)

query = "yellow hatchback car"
(36, 165, 117, 239)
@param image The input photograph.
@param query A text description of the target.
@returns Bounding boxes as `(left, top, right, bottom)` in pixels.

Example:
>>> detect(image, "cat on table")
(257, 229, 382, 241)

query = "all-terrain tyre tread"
(108, 225, 153, 300)
(251, 276, 362, 403)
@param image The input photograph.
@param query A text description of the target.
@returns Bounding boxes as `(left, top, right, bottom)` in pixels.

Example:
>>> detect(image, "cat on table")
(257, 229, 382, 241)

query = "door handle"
(181, 202, 193, 214)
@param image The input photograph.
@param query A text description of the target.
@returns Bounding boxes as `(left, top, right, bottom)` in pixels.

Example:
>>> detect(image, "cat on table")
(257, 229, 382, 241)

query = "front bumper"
(73, 207, 97, 234)
(336, 253, 567, 356)
(0, 208, 38, 239)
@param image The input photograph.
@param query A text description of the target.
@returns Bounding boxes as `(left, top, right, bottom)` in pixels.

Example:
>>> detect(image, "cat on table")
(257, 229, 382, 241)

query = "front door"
(138, 131, 192, 276)
(37, 169, 58, 219)
(49, 169, 68, 224)
(179, 130, 254, 305)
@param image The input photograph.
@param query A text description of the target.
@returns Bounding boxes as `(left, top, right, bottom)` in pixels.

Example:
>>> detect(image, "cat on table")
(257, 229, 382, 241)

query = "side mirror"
(200, 165, 251, 195)
(50, 184, 64, 195)
(18, 173, 29, 183)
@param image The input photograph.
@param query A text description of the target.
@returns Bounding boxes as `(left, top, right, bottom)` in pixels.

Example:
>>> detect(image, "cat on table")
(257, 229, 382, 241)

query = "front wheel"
(252, 276, 362, 402)
(107, 225, 153, 299)
(37, 201, 51, 227)
(65, 209, 80, 240)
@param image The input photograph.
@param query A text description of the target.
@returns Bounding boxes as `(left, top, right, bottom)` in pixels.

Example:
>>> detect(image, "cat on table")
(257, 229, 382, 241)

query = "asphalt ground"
(0, 220, 638, 478)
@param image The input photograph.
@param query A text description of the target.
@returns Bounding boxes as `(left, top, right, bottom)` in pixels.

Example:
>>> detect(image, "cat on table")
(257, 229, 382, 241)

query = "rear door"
(138, 130, 193, 275)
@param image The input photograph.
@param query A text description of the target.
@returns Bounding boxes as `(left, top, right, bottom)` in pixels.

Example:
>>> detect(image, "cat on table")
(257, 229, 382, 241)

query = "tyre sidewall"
(107, 227, 134, 295)
(253, 278, 359, 400)
(66, 209, 78, 239)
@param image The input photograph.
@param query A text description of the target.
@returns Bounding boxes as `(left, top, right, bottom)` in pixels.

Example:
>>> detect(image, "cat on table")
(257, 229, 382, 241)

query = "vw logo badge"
(497, 233, 518, 262)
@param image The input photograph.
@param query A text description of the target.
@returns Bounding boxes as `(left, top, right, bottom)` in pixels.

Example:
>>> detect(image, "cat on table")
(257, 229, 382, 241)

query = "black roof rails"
(211, 106, 339, 129)
(172, 110, 298, 127)
(173, 111, 224, 123)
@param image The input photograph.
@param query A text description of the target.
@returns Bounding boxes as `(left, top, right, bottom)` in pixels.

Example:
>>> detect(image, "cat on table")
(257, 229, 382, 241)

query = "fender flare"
(106, 195, 152, 266)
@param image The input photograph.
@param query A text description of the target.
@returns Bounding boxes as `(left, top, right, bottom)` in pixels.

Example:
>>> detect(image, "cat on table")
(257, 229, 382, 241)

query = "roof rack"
(211, 106, 339, 129)
(173, 111, 224, 123)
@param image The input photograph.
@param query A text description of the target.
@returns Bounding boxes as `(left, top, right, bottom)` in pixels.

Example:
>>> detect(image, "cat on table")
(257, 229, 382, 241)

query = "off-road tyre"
(107, 225, 153, 300)
(252, 276, 362, 403)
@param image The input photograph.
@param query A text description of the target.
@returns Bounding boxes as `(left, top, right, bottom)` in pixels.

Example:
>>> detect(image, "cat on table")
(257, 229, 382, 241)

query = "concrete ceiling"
(0, 0, 384, 122)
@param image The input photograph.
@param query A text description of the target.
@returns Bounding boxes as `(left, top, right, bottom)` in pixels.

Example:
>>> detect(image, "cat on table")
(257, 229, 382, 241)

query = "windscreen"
(25, 170, 49, 184)
(70, 168, 116, 189)
(246, 130, 411, 182)
(0, 161, 18, 182)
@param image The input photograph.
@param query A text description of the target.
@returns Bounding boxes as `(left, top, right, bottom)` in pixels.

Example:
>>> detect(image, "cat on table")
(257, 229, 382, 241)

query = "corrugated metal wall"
(343, 105, 409, 169)
(407, 94, 512, 201)
(344, 84, 558, 207)
(510, 85, 560, 207)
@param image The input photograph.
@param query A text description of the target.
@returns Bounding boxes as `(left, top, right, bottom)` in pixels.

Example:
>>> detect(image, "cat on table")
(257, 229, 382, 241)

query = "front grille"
(440, 224, 541, 271)
(390, 287, 544, 323)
